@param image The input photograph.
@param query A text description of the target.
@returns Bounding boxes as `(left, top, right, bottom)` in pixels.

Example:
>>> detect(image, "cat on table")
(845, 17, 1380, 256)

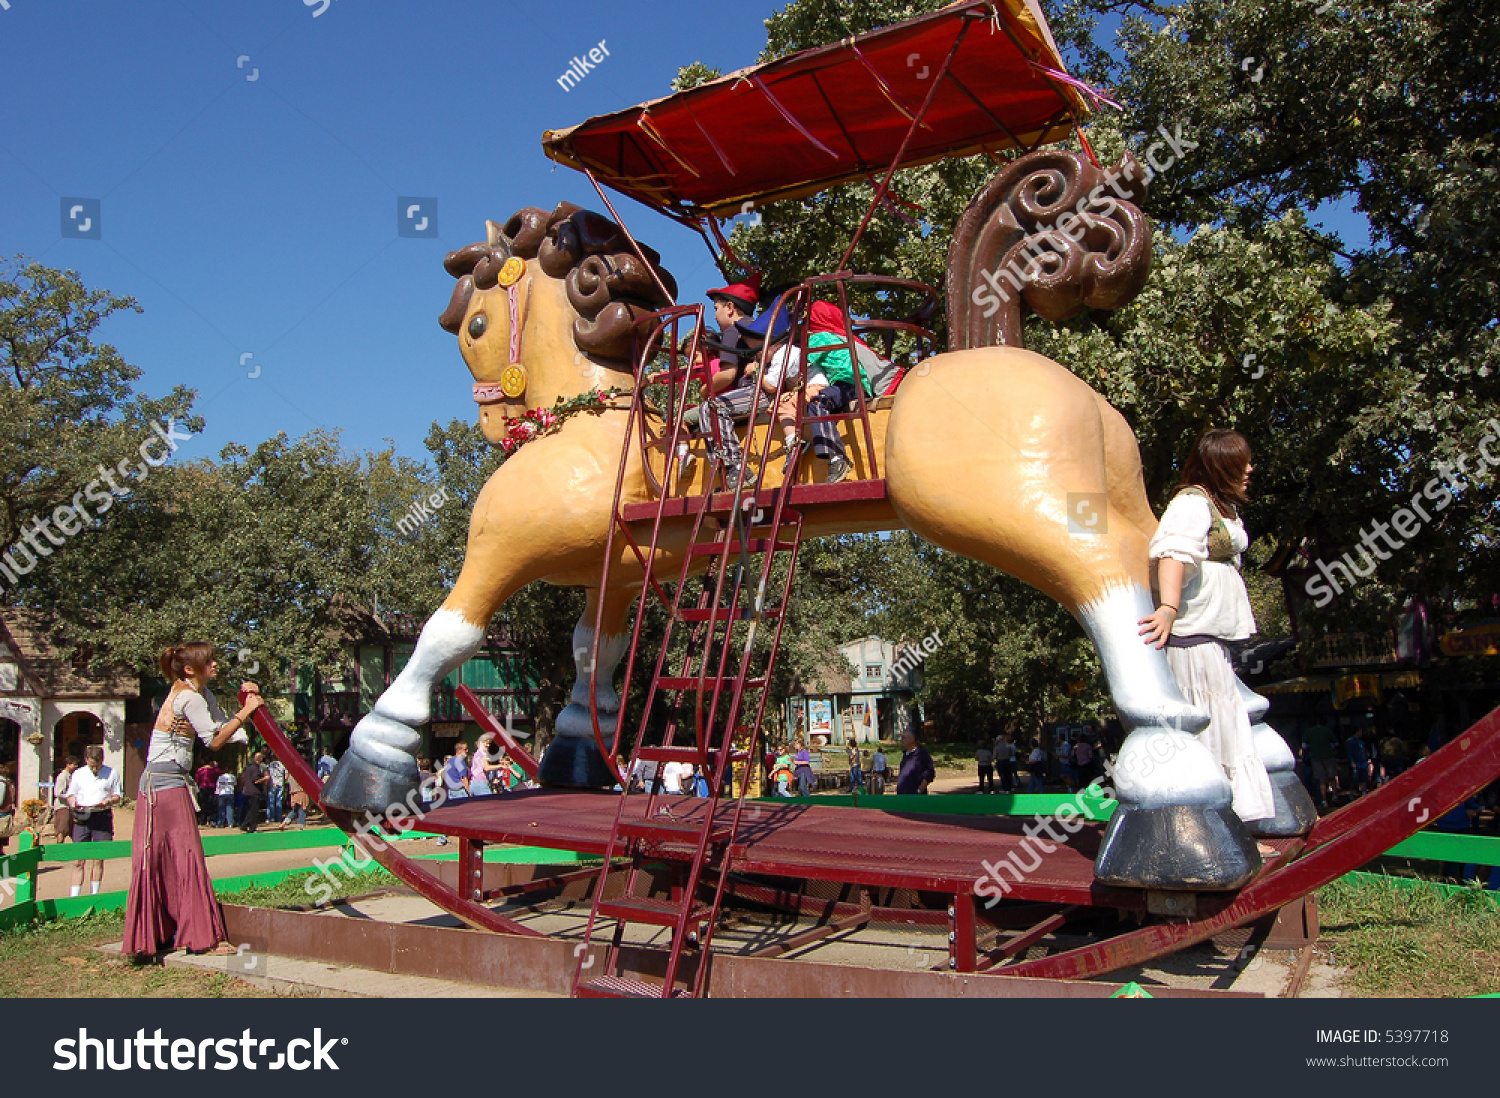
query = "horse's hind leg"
(538, 584, 635, 788)
(1237, 679, 1319, 836)
(888, 348, 1259, 889)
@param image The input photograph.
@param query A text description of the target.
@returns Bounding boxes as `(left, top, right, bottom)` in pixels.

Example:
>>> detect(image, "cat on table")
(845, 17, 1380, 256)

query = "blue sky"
(2, 1, 1369, 467)
(1, 0, 773, 464)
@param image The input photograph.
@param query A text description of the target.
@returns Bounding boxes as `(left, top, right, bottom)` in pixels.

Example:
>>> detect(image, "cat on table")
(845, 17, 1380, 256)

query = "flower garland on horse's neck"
(499, 387, 627, 454)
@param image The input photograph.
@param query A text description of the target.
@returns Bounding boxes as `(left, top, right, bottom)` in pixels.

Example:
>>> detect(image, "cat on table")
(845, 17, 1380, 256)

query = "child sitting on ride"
(801, 301, 882, 484)
(696, 299, 805, 474)
(706, 277, 759, 376)
(679, 278, 759, 433)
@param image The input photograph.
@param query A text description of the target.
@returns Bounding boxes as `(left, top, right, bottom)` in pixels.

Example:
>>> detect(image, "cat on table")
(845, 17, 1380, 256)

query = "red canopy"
(542, 0, 1091, 220)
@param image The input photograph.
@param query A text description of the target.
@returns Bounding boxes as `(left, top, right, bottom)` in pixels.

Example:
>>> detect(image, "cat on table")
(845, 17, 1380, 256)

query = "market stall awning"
(542, 0, 1092, 220)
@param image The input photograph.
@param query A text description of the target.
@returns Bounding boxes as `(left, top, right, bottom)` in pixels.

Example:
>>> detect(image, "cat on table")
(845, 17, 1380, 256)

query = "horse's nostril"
(468, 313, 488, 339)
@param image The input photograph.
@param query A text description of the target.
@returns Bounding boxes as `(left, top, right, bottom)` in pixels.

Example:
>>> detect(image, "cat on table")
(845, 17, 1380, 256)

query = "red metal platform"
(412, 788, 1286, 914)
(255, 702, 1500, 985)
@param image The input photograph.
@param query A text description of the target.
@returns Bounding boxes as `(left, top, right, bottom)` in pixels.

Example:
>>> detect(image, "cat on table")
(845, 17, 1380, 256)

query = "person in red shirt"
(194, 761, 222, 825)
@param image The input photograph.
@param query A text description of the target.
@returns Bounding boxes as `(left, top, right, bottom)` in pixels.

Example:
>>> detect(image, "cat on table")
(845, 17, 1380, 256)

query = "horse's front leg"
(319, 570, 530, 817)
(321, 442, 608, 815)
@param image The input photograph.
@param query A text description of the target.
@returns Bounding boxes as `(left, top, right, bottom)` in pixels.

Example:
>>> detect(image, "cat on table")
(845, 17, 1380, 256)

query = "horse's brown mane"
(439, 203, 678, 361)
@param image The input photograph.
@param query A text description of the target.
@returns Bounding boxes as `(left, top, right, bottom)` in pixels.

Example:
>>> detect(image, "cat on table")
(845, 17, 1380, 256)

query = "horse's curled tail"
(945, 148, 1152, 352)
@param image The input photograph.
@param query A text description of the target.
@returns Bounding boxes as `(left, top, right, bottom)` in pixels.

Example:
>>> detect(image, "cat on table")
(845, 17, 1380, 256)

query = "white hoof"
(1251, 722, 1296, 772)
(1108, 729, 1233, 809)
(350, 711, 422, 772)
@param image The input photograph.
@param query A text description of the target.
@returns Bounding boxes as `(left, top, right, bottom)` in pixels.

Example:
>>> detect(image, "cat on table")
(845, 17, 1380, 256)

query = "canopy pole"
(583, 166, 678, 305)
(705, 218, 756, 282)
(835, 20, 971, 273)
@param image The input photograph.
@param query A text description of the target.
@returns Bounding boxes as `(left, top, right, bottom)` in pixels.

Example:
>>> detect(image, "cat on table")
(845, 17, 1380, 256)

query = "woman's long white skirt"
(1166, 642, 1275, 822)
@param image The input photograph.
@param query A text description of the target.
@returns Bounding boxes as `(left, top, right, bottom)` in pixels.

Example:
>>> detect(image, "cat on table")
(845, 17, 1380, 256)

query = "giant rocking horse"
(321, 1, 1320, 896)
(292, 4, 1500, 997)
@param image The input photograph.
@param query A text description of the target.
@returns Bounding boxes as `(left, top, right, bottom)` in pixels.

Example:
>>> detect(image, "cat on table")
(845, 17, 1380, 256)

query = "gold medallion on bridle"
(500, 364, 528, 398)
(497, 257, 526, 287)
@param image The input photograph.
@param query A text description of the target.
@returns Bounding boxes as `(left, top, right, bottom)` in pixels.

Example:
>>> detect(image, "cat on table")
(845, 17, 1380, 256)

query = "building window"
(865, 664, 883, 679)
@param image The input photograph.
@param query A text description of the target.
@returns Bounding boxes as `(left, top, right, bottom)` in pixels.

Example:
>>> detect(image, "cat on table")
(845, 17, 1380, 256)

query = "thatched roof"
(0, 609, 139, 699)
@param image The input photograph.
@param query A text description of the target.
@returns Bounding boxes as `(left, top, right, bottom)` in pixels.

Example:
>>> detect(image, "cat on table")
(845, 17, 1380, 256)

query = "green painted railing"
(756, 792, 1118, 819)
(34, 825, 354, 864)
(1383, 831, 1500, 864)
(0, 824, 594, 932)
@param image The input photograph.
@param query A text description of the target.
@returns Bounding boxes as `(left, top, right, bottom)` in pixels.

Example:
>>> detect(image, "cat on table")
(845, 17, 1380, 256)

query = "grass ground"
(0, 913, 279, 998)
(813, 739, 981, 781)
(0, 865, 399, 998)
(224, 866, 397, 910)
(1318, 875, 1500, 997)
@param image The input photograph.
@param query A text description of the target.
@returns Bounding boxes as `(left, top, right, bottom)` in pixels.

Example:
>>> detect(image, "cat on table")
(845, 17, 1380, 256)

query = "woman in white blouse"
(123, 642, 265, 958)
(1138, 429, 1275, 824)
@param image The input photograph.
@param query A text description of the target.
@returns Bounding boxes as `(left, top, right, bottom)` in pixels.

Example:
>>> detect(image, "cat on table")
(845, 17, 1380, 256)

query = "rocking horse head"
(439, 202, 678, 443)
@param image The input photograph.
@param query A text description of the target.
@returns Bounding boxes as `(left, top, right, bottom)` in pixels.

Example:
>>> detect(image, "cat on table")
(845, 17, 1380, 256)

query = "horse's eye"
(468, 313, 487, 339)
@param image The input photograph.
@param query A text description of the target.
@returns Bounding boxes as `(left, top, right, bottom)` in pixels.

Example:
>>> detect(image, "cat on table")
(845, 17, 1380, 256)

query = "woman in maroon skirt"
(123, 642, 264, 958)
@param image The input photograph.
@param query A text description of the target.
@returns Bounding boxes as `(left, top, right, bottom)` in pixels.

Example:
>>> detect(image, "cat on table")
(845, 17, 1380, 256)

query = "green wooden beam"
(1383, 831, 1500, 866)
(38, 826, 355, 863)
(755, 792, 1118, 820)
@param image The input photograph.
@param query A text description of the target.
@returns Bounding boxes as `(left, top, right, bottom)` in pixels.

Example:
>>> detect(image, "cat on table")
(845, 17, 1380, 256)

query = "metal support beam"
(459, 838, 486, 903)
(949, 892, 976, 973)
(976, 906, 1077, 972)
(750, 910, 872, 960)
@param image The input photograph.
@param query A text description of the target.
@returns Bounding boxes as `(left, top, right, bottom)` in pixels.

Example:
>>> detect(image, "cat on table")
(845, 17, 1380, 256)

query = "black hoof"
(537, 735, 617, 789)
(1247, 770, 1318, 838)
(1095, 803, 1261, 891)
(319, 754, 419, 817)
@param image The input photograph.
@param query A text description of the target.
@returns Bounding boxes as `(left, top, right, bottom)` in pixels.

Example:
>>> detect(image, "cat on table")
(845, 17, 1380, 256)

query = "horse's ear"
(486, 220, 505, 246)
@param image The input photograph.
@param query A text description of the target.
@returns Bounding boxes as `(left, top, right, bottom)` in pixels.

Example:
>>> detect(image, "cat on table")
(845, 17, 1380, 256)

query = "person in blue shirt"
(896, 728, 935, 795)
(442, 742, 472, 800)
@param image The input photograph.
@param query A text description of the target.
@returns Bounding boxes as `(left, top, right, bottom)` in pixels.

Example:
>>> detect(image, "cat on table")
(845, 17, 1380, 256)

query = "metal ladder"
(570, 304, 807, 998)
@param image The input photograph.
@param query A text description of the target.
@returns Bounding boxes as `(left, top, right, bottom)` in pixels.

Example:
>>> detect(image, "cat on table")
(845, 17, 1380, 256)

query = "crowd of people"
(970, 723, 1114, 795)
(182, 748, 315, 832)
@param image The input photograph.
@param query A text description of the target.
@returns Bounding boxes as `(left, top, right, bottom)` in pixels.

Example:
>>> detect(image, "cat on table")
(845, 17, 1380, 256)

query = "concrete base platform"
(98, 939, 559, 998)
(154, 889, 1327, 998)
